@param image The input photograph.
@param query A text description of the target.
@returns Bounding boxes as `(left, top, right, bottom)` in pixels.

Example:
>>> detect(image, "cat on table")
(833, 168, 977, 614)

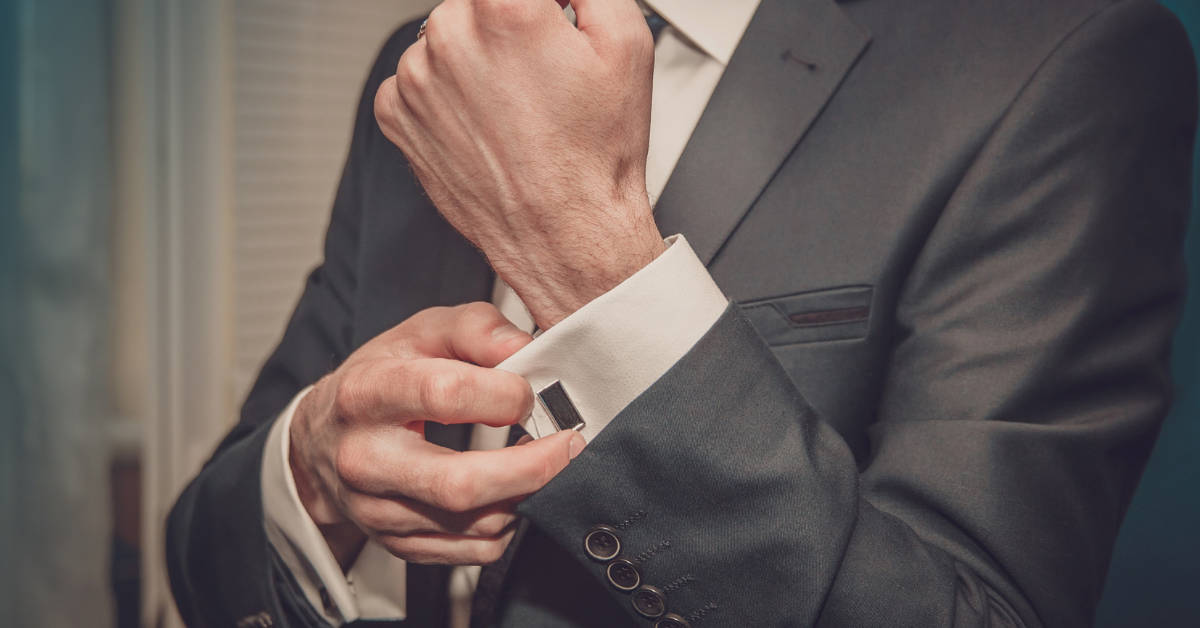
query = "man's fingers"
(346, 491, 519, 538)
(464, 0, 563, 36)
(401, 303, 533, 367)
(339, 428, 583, 511)
(417, 429, 583, 511)
(375, 74, 425, 158)
(337, 355, 533, 426)
(375, 527, 518, 566)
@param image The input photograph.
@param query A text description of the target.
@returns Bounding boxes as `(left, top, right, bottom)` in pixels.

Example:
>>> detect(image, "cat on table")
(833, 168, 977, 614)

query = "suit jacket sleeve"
(513, 3, 1196, 627)
(164, 23, 419, 628)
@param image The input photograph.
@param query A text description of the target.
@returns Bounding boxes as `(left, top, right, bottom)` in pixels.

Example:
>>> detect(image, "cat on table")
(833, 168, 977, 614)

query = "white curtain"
(0, 0, 114, 625)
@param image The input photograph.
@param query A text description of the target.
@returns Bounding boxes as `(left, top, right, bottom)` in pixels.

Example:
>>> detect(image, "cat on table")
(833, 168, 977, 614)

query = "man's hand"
(375, 0, 666, 329)
(289, 303, 585, 569)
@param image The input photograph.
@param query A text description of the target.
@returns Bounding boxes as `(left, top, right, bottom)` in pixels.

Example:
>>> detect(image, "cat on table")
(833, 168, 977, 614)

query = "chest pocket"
(739, 285, 874, 346)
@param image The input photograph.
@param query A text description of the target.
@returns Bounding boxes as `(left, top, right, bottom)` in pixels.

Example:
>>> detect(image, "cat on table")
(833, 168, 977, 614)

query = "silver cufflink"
(537, 380, 586, 432)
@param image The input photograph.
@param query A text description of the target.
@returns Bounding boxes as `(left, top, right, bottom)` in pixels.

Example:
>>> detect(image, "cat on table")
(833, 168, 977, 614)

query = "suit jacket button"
(584, 526, 621, 562)
(606, 558, 641, 591)
(654, 613, 691, 628)
(631, 585, 667, 618)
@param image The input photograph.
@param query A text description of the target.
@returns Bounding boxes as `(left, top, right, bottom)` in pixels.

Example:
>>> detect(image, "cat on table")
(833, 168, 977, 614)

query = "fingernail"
(491, 324, 525, 344)
(568, 433, 586, 459)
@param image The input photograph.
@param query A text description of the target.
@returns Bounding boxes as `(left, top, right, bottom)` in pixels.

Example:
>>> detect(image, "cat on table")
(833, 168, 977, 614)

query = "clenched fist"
(289, 303, 585, 568)
(375, 0, 666, 329)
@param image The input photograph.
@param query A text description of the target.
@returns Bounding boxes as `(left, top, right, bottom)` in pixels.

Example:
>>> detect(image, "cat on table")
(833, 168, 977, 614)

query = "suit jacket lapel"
(654, 0, 871, 265)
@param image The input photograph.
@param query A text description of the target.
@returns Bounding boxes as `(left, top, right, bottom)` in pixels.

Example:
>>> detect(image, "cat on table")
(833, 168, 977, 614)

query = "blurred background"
(0, 0, 1196, 626)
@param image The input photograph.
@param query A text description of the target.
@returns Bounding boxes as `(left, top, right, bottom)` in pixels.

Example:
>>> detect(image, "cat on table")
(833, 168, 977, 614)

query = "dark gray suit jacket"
(166, 0, 1197, 626)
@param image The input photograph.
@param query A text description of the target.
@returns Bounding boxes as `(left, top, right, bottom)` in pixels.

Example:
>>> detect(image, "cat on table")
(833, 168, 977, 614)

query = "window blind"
(233, 0, 437, 402)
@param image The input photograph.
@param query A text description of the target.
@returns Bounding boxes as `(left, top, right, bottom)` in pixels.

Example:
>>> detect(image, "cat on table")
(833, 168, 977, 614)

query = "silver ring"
(417, 19, 427, 40)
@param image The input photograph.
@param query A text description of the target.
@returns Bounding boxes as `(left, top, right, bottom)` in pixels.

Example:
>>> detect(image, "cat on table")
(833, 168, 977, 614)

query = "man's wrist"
(492, 201, 666, 328)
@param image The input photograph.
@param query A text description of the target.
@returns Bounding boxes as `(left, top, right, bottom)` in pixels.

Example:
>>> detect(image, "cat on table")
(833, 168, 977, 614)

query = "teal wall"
(0, 0, 22, 618)
(1095, 1, 1200, 626)
(0, 0, 115, 624)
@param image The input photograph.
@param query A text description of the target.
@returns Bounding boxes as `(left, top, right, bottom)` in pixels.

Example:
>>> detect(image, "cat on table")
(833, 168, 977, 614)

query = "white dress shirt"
(261, 0, 760, 624)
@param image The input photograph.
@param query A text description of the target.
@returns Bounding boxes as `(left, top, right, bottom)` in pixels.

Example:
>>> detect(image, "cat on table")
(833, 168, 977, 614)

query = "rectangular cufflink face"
(537, 380, 586, 432)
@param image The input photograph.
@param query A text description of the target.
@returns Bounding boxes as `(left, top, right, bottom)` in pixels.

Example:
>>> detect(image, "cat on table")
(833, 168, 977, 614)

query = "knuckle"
(422, 3, 455, 41)
(395, 56, 425, 94)
(419, 367, 466, 420)
(457, 301, 498, 337)
(424, 3, 445, 31)
(505, 375, 534, 413)
(333, 371, 371, 422)
(471, 512, 512, 537)
(485, 376, 531, 424)
(460, 301, 496, 324)
(432, 466, 479, 513)
(357, 501, 412, 537)
(333, 440, 369, 489)
(352, 501, 388, 533)
(373, 77, 398, 120)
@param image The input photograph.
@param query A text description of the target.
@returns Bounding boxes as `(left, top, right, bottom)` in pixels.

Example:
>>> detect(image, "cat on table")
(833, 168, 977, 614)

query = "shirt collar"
(643, 0, 762, 65)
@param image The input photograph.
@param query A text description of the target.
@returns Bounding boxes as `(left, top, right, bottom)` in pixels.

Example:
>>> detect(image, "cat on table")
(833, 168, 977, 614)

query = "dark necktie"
(468, 426, 529, 628)
(645, 10, 668, 42)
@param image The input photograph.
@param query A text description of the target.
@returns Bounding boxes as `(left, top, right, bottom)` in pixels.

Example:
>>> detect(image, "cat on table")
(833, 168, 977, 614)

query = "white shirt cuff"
(497, 233, 727, 442)
(261, 387, 407, 625)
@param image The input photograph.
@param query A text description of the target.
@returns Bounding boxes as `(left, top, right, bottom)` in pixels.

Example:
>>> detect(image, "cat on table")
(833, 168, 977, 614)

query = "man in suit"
(167, 0, 1197, 626)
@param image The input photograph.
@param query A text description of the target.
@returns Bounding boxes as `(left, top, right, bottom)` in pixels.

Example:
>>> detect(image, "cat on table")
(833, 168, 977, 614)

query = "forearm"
(513, 307, 1029, 627)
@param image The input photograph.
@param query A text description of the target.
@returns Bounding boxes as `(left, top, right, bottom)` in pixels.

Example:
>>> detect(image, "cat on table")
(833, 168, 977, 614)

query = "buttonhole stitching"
(632, 539, 671, 565)
(686, 603, 719, 623)
(663, 575, 697, 594)
(613, 510, 647, 531)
